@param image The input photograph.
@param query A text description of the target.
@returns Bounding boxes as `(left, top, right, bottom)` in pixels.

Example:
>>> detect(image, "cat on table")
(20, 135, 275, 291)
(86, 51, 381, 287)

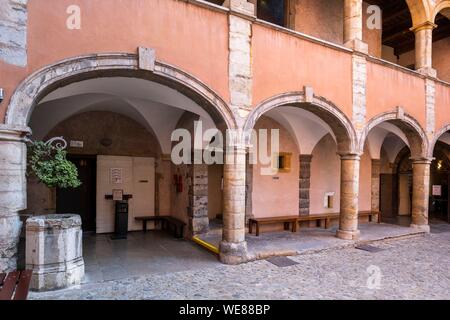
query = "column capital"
(410, 157, 434, 165)
(0, 124, 31, 142)
(299, 154, 313, 162)
(338, 153, 361, 161)
(224, 0, 255, 17)
(410, 21, 437, 33)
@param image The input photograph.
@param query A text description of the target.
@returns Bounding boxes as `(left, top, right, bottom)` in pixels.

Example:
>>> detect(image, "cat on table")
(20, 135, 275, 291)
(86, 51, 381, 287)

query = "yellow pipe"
(192, 236, 219, 255)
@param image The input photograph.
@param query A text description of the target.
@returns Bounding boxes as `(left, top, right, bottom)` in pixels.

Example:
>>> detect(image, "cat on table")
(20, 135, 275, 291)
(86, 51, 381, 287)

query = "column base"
(417, 67, 437, 78)
(219, 241, 248, 265)
(410, 224, 430, 233)
(344, 39, 368, 54)
(336, 229, 360, 240)
(0, 215, 22, 272)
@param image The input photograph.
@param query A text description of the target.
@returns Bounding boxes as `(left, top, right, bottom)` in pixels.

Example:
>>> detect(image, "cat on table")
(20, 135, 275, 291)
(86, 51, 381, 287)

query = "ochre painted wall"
(251, 117, 300, 218)
(0, 0, 230, 122)
(366, 61, 426, 129)
(252, 23, 353, 118)
(290, 0, 381, 57)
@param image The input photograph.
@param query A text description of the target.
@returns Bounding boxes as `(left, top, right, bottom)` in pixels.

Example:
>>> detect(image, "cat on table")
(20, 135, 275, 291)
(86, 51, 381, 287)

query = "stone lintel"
(138, 47, 155, 71)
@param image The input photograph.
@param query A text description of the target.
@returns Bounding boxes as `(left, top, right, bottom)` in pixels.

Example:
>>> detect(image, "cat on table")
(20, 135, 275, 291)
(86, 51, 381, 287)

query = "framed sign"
(110, 168, 123, 184)
(112, 189, 124, 201)
(432, 185, 442, 196)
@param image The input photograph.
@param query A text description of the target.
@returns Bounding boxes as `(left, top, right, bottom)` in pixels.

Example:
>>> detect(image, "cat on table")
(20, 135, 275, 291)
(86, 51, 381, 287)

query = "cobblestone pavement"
(30, 229, 450, 300)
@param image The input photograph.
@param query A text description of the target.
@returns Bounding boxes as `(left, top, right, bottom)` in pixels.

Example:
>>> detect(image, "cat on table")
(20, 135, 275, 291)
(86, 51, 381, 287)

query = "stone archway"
(244, 91, 357, 154)
(0, 51, 238, 272)
(243, 90, 361, 240)
(359, 109, 431, 232)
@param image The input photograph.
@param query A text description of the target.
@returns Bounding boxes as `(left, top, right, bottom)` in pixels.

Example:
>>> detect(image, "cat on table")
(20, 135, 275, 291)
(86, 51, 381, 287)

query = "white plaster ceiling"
(31, 77, 218, 153)
(438, 132, 450, 146)
(265, 106, 334, 154)
(366, 122, 409, 160)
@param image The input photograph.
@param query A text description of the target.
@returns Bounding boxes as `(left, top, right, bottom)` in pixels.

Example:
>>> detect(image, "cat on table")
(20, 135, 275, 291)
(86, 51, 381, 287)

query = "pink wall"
(435, 82, 450, 132)
(252, 117, 300, 218)
(0, 0, 230, 122)
(433, 38, 450, 83)
(366, 61, 426, 128)
(310, 135, 341, 214)
(359, 145, 372, 211)
(290, 1, 381, 57)
(252, 23, 353, 118)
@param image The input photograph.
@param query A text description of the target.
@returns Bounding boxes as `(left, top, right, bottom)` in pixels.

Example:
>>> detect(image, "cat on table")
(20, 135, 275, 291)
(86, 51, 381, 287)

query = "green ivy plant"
(27, 140, 81, 189)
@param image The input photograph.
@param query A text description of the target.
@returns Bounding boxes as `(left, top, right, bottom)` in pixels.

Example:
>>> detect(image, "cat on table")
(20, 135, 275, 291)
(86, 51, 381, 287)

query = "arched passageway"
(0, 53, 244, 272)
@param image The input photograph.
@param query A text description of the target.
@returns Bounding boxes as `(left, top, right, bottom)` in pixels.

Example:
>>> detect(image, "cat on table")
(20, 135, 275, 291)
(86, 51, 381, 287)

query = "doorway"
(56, 155, 97, 232)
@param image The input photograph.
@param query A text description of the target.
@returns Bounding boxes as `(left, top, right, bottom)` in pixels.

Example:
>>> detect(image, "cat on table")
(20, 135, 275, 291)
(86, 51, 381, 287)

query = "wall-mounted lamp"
(0, 88, 4, 103)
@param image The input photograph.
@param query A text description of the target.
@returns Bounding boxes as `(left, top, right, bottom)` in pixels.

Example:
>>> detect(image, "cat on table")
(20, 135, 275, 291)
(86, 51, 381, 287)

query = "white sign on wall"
(432, 185, 442, 196)
(110, 168, 123, 184)
(70, 140, 84, 148)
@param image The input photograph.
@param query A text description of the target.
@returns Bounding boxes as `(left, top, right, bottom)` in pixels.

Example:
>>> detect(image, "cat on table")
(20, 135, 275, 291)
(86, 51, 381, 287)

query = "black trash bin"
(111, 200, 129, 240)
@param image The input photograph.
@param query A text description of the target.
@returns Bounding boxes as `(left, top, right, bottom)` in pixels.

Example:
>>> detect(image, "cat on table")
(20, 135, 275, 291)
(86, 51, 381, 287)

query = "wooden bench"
(248, 216, 298, 236)
(135, 216, 166, 232)
(162, 216, 186, 239)
(359, 211, 381, 223)
(249, 211, 381, 236)
(135, 216, 186, 239)
(0, 270, 32, 300)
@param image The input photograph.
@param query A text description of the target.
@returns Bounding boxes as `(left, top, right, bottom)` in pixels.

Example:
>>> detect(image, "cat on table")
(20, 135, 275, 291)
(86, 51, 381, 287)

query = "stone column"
(336, 154, 361, 240)
(411, 158, 432, 232)
(299, 155, 312, 216)
(0, 126, 29, 272)
(412, 22, 437, 77)
(188, 164, 209, 235)
(220, 146, 248, 264)
(344, 0, 368, 53)
(371, 159, 381, 221)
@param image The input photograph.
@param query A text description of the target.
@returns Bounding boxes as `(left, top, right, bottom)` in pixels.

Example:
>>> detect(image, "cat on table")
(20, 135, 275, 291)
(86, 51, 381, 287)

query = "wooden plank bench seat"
(135, 216, 186, 239)
(249, 211, 381, 236)
(0, 270, 32, 300)
(248, 216, 298, 236)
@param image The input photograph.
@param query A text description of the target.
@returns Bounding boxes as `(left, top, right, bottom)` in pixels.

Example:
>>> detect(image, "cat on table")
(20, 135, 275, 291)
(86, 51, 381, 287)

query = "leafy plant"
(27, 140, 81, 189)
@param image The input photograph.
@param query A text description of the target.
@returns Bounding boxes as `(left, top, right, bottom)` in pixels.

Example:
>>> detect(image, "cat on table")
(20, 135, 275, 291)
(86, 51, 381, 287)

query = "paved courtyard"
(29, 223, 450, 300)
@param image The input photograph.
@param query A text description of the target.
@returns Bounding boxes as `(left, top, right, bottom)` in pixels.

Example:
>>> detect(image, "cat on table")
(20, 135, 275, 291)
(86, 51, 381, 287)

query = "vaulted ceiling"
(366, 0, 450, 56)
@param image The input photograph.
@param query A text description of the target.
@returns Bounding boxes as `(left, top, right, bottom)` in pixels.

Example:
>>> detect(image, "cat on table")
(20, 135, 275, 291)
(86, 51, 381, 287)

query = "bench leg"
(325, 218, 330, 229)
(256, 223, 260, 237)
(292, 221, 297, 233)
(249, 221, 253, 235)
(143, 220, 147, 232)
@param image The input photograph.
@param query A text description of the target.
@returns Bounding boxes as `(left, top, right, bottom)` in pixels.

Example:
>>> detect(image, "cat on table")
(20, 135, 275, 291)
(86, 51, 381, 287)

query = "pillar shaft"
(411, 159, 431, 232)
(371, 159, 381, 212)
(0, 127, 29, 272)
(220, 146, 248, 264)
(336, 154, 361, 240)
(344, 0, 363, 43)
(413, 22, 436, 77)
(299, 155, 313, 216)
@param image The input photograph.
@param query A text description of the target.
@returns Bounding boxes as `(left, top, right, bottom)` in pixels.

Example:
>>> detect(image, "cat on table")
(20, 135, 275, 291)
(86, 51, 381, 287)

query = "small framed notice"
(432, 185, 442, 196)
(112, 189, 124, 201)
(110, 168, 123, 184)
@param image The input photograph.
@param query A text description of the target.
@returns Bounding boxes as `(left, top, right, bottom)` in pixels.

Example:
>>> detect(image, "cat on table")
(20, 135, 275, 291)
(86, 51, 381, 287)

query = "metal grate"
(355, 244, 385, 253)
(266, 256, 299, 267)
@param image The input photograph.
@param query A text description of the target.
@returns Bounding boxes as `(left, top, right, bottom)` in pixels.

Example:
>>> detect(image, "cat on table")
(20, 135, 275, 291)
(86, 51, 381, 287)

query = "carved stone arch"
(5, 52, 237, 130)
(243, 91, 357, 154)
(430, 124, 450, 157)
(433, 1, 450, 21)
(358, 110, 429, 159)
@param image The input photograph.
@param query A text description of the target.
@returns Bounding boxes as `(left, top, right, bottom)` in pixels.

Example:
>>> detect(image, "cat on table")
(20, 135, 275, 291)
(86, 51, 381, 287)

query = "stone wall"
(289, 0, 382, 57)
(24, 110, 162, 216)
(0, 0, 28, 66)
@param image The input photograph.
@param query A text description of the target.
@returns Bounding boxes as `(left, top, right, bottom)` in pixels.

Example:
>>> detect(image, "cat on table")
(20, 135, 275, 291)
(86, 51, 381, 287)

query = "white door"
(96, 155, 155, 233)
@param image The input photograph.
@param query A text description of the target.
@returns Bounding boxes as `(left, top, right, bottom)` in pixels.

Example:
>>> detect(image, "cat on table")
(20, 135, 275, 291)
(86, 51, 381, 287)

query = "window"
(273, 152, 292, 173)
(257, 0, 287, 27)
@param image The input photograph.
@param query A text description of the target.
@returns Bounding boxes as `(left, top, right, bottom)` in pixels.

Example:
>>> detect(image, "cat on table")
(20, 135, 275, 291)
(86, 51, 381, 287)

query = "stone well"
(26, 214, 85, 291)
